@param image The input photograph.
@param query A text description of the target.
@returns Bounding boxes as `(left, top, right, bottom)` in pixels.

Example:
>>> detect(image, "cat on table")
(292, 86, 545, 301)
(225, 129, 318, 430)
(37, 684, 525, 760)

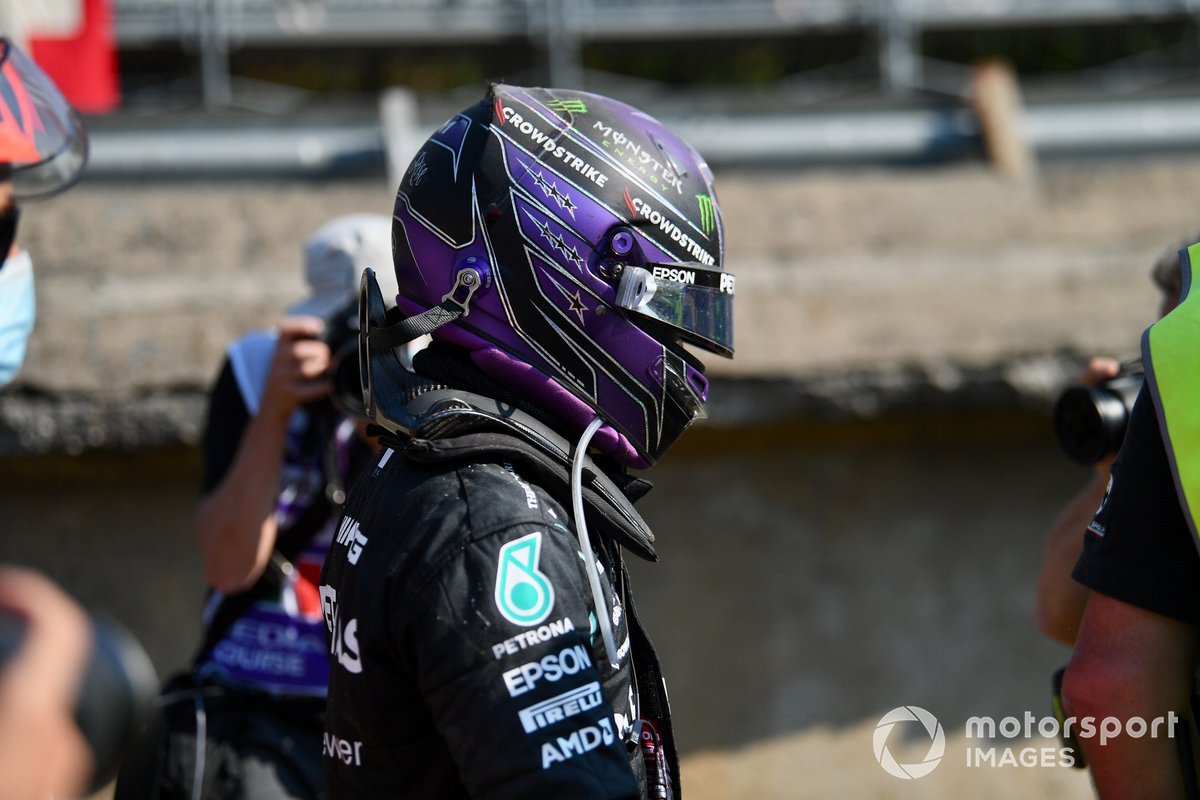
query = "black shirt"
(1073, 385, 1200, 624)
(200, 361, 252, 493)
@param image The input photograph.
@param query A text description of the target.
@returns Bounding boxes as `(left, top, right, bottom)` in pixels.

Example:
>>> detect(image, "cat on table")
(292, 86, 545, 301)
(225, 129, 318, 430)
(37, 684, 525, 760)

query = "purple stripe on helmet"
(394, 293, 650, 468)
(472, 347, 650, 469)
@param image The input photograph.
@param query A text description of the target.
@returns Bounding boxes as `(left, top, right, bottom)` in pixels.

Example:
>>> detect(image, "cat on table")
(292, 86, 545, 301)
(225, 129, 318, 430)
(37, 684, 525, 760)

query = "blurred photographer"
(1058, 235, 1200, 799)
(0, 35, 155, 800)
(115, 214, 405, 800)
(0, 566, 91, 799)
(1036, 240, 1184, 647)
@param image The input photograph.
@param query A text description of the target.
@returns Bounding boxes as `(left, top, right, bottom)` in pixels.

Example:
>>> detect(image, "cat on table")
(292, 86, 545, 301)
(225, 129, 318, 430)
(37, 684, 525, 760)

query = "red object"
(295, 559, 324, 619)
(29, 0, 120, 114)
(0, 58, 45, 162)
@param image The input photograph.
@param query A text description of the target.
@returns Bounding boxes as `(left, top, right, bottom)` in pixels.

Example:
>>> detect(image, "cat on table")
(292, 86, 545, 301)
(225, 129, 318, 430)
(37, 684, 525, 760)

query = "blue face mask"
(0, 249, 36, 386)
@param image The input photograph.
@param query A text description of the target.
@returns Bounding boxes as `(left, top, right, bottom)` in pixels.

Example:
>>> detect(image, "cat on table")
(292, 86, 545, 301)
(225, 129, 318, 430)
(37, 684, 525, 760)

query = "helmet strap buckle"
(441, 262, 485, 317)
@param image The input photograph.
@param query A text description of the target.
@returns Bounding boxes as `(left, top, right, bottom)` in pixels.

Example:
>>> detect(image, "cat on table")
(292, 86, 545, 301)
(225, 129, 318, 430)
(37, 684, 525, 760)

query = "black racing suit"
(319, 429, 654, 798)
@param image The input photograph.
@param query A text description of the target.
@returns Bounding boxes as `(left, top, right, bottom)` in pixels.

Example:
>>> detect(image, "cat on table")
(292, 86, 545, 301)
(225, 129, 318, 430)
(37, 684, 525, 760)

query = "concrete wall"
(8, 158, 1199, 452)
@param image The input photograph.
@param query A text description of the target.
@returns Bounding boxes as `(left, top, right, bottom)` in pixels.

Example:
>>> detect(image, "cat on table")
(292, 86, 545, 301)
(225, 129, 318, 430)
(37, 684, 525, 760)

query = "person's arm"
(1066, 386, 1200, 797)
(196, 317, 330, 594)
(1063, 592, 1200, 799)
(0, 567, 92, 800)
(1035, 357, 1122, 645)
(1035, 471, 1107, 645)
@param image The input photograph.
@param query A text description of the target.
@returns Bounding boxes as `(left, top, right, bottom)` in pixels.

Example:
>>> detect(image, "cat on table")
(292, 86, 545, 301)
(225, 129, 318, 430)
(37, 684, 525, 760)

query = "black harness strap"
(400, 431, 658, 562)
(369, 299, 466, 351)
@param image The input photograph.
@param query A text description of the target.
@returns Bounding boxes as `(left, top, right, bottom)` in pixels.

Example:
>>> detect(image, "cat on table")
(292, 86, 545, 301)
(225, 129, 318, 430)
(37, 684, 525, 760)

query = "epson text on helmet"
(499, 106, 610, 189)
(627, 195, 715, 266)
(652, 266, 696, 285)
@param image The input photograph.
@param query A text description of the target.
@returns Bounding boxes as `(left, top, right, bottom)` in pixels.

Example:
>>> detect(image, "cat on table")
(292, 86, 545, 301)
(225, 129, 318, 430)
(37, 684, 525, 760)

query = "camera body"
(0, 612, 158, 793)
(1053, 366, 1145, 465)
(319, 300, 368, 418)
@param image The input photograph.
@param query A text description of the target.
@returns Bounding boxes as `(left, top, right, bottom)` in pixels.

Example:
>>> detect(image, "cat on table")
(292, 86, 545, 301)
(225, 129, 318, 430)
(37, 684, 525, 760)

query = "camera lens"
(75, 617, 159, 791)
(0, 612, 158, 793)
(1053, 372, 1144, 465)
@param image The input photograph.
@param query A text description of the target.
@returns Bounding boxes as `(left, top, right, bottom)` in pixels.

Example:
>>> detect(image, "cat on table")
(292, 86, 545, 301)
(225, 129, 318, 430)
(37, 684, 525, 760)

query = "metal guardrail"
(82, 95, 1200, 179)
(110, 0, 1200, 109)
(87, 123, 386, 175)
(115, 1, 529, 45)
(113, 0, 1200, 44)
(914, 0, 1200, 27)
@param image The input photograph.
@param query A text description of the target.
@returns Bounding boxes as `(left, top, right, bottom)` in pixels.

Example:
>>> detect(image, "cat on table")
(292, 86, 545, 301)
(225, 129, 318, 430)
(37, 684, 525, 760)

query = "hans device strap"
(400, 427, 657, 563)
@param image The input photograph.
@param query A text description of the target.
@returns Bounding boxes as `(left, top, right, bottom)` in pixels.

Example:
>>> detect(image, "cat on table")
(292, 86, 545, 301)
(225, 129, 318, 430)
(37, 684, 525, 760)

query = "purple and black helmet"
(391, 84, 735, 467)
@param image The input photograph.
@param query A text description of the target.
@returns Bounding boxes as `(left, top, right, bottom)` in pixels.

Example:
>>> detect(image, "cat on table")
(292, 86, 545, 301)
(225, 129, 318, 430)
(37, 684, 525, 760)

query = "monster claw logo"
(496, 532, 556, 627)
(696, 194, 716, 238)
(546, 98, 588, 114)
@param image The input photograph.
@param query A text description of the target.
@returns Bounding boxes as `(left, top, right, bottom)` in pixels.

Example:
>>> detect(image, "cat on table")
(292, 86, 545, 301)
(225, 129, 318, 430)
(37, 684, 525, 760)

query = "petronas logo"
(697, 194, 716, 237)
(547, 98, 588, 114)
(495, 532, 556, 626)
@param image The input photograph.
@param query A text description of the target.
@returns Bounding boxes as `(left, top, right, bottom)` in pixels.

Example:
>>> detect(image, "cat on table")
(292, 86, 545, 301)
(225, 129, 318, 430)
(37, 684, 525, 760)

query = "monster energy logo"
(495, 532, 556, 627)
(697, 194, 716, 237)
(546, 98, 588, 114)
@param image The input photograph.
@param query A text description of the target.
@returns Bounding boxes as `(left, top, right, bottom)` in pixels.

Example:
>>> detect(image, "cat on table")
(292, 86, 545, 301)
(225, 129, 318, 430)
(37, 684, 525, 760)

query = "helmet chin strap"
(368, 266, 482, 351)
(572, 416, 621, 669)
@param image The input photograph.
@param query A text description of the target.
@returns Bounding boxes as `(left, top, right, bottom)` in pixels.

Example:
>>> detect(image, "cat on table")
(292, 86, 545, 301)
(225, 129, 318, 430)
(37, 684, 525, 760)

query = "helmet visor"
(0, 40, 88, 199)
(615, 262, 735, 357)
